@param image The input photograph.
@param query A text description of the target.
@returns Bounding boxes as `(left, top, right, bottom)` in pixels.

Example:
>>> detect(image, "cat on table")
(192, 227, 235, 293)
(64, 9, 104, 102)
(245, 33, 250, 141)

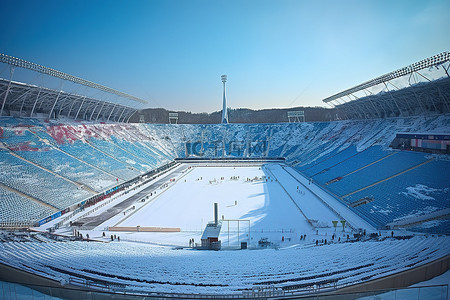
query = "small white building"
(198, 203, 222, 250)
(200, 222, 222, 250)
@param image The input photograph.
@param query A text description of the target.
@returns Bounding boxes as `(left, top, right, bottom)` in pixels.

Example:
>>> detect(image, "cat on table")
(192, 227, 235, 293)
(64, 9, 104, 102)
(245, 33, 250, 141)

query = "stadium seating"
(0, 128, 118, 193)
(0, 121, 178, 226)
(0, 233, 447, 294)
(0, 115, 448, 232)
(0, 187, 56, 227)
(141, 115, 448, 232)
(110, 136, 165, 168)
(345, 159, 450, 228)
(0, 150, 91, 210)
(299, 146, 358, 176)
(327, 150, 429, 197)
(310, 146, 388, 184)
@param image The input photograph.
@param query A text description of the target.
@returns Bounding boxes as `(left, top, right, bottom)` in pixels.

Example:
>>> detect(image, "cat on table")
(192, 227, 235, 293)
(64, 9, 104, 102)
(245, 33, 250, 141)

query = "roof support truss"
(0, 78, 138, 122)
(323, 52, 450, 120)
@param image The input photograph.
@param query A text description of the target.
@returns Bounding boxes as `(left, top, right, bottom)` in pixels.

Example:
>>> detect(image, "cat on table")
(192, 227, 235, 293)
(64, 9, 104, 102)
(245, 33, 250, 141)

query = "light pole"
(221, 75, 228, 124)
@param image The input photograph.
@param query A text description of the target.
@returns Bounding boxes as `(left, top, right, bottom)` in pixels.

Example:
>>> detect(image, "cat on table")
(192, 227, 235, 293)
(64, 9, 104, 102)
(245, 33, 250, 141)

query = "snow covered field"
(79, 163, 371, 248)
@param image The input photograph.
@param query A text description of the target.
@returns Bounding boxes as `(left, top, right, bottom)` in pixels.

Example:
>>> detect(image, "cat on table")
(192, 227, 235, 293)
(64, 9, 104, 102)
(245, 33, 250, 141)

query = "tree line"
(130, 107, 336, 124)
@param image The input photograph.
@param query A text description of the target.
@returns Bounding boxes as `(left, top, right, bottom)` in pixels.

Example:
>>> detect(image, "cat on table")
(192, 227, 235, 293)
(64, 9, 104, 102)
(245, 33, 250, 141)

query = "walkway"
(74, 164, 189, 228)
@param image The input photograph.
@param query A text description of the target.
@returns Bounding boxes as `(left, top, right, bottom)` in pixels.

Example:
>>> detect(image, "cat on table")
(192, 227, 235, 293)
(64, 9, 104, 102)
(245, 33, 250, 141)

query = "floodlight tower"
(221, 75, 228, 124)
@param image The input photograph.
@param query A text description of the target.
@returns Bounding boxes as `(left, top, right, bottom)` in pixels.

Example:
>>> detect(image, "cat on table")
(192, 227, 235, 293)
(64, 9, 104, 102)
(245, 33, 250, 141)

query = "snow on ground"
(99, 165, 317, 247)
(267, 164, 341, 226)
(2, 162, 449, 297)
(120, 166, 271, 230)
(76, 164, 372, 248)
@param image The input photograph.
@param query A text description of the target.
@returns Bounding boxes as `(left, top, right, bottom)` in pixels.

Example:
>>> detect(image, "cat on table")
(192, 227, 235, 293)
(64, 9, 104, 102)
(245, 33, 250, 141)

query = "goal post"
(222, 219, 250, 248)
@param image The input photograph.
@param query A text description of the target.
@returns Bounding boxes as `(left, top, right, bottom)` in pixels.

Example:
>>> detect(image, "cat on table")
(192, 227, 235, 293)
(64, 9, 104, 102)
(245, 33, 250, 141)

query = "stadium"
(0, 49, 448, 299)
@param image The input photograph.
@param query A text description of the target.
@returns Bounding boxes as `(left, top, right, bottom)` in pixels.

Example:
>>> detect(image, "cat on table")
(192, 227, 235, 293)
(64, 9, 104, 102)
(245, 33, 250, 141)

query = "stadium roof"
(0, 53, 148, 105)
(323, 52, 450, 120)
(0, 53, 147, 122)
(0, 78, 138, 122)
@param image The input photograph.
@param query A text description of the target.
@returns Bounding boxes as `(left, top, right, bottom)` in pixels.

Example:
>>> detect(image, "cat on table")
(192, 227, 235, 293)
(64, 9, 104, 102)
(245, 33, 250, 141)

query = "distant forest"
(130, 107, 336, 124)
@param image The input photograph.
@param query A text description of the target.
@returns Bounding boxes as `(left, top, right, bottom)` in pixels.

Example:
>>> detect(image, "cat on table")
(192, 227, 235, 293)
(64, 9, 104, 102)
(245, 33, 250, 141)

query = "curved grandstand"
(0, 53, 449, 298)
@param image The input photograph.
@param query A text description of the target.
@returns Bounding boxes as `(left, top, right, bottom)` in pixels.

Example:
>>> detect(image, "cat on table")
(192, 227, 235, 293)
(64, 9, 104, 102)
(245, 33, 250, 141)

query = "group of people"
(296, 186, 305, 195)
(246, 176, 266, 182)
(74, 230, 83, 240)
(188, 238, 195, 247)
(102, 232, 120, 242)
(331, 233, 342, 242)
(316, 239, 327, 245)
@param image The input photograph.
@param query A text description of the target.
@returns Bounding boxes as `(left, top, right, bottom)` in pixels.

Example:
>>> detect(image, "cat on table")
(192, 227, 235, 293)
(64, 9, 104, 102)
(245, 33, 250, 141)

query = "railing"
(175, 157, 285, 162)
(0, 280, 447, 299)
(0, 221, 35, 229)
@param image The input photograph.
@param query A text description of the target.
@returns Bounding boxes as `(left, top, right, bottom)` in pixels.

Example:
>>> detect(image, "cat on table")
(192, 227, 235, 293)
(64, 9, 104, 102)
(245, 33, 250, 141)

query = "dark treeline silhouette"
(130, 107, 336, 124)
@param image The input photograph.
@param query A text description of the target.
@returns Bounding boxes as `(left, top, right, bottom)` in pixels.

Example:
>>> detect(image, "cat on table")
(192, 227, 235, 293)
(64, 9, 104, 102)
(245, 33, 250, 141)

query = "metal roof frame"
(0, 53, 148, 105)
(0, 78, 138, 122)
(323, 52, 450, 120)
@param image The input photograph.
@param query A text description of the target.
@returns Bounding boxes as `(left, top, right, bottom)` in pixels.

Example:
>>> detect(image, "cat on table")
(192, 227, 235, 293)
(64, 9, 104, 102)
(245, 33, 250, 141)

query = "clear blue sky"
(1, 0, 449, 112)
